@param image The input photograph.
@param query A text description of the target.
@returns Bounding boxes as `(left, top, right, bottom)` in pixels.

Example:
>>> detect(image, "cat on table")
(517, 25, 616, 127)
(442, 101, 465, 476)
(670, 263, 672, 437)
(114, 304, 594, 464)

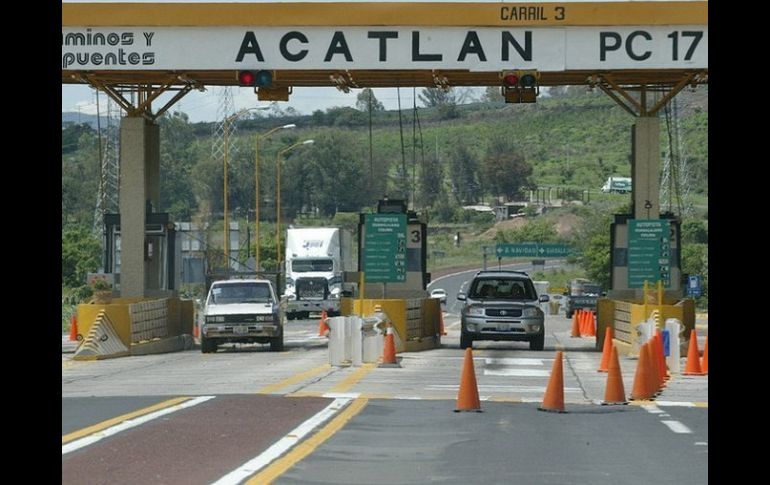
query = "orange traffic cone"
(587, 311, 596, 337)
(653, 333, 667, 385)
(701, 337, 708, 374)
(439, 310, 447, 336)
(597, 327, 614, 372)
(539, 351, 566, 413)
(318, 310, 330, 337)
(69, 314, 78, 342)
(683, 329, 705, 375)
(646, 340, 662, 395)
(630, 343, 653, 401)
(454, 347, 482, 412)
(602, 346, 628, 405)
(579, 310, 588, 337)
(570, 311, 580, 338)
(378, 325, 400, 368)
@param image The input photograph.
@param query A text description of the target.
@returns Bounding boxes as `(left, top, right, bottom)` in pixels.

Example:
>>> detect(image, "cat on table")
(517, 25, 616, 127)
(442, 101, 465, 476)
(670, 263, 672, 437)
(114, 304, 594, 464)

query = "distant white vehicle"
(601, 176, 632, 194)
(430, 288, 447, 303)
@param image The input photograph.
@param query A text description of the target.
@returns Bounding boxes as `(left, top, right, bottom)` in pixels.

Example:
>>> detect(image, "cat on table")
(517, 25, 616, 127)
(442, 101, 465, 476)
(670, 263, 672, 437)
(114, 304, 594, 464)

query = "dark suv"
(457, 270, 549, 350)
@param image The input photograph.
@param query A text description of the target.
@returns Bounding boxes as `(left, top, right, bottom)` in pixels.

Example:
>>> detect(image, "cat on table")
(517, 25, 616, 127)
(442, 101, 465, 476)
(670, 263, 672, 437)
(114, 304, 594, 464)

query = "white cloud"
(63, 84, 485, 122)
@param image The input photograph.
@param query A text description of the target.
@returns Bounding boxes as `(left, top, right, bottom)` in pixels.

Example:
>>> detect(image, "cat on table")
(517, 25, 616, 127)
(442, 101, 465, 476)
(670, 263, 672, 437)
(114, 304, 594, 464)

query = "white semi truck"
(283, 227, 354, 319)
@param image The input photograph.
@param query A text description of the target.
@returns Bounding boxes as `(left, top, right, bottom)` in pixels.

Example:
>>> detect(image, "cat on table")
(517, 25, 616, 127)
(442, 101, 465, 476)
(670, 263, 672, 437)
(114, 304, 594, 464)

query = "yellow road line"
(257, 364, 331, 395)
(61, 397, 191, 444)
(329, 364, 375, 393)
(246, 398, 369, 485)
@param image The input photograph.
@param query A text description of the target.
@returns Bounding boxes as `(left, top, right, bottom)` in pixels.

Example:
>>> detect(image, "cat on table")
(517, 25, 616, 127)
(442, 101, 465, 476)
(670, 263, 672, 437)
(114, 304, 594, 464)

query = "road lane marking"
(246, 397, 368, 484)
(256, 364, 332, 394)
(483, 368, 551, 377)
(661, 420, 693, 434)
(62, 397, 191, 444)
(62, 396, 215, 455)
(328, 363, 375, 393)
(211, 397, 367, 485)
(485, 358, 544, 366)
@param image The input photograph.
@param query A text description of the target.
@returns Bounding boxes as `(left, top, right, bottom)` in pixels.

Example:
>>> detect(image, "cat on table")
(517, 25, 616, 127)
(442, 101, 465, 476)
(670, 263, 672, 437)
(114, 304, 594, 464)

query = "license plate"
(499, 324, 509, 331)
(233, 326, 248, 335)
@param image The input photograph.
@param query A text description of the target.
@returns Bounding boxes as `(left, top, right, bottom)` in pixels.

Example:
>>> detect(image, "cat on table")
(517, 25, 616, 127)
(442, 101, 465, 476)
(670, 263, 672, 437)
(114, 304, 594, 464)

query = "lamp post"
(254, 123, 296, 271)
(276, 139, 315, 271)
(222, 106, 268, 268)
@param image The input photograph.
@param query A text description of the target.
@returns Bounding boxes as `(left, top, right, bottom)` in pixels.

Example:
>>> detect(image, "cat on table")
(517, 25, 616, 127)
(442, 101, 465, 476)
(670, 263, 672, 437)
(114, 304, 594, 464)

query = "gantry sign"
(63, 0, 707, 113)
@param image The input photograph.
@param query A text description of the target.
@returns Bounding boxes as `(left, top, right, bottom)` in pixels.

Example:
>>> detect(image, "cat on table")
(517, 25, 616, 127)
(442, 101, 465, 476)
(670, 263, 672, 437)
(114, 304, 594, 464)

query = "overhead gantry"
(62, 0, 707, 297)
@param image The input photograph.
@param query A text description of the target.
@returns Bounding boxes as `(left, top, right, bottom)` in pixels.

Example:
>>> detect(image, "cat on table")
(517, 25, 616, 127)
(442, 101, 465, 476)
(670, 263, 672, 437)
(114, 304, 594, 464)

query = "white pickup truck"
(201, 279, 283, 353)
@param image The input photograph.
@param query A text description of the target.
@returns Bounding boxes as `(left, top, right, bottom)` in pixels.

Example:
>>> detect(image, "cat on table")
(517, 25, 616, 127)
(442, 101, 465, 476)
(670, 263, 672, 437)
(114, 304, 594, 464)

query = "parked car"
(430, 288, 448, 303)
(457, 270, 549, 350)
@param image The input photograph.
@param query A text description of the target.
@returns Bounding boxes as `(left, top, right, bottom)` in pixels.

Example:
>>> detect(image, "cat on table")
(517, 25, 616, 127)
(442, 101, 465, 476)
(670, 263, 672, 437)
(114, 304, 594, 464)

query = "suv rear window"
(468, 278, 536, 300)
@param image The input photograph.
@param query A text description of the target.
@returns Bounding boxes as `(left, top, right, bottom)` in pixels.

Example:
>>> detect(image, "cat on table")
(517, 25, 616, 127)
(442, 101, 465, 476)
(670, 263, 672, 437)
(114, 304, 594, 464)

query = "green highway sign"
(628, 219, 671, 288)
(363, 213, 407, 283)
(495, 243, 574, 258)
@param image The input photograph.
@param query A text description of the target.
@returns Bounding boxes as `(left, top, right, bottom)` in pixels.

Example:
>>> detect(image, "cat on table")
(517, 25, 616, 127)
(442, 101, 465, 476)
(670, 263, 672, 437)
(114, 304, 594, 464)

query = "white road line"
(654, 401, 696, 407)
(212, 397, 352, 485)
(661, 420, 693, 434)
(642, 404, 664, 414)
(61, 396, 216, 455)
(428, 384, 582, 392)
(483, 369, 551, 377)
(485, 358, 544, 366)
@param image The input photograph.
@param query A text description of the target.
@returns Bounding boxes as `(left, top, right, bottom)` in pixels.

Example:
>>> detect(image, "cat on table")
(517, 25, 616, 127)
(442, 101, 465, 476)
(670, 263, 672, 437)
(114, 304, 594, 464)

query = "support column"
(119, 117, 160, 297)
(631, 117, 660, 220)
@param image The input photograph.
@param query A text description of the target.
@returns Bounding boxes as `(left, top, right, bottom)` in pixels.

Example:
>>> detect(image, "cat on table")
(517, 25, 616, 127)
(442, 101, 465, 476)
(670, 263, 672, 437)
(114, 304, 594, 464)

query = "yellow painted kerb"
(61, 397, 191, 444)
(256, 364, 331, 395)
(63, 2, 707, 27)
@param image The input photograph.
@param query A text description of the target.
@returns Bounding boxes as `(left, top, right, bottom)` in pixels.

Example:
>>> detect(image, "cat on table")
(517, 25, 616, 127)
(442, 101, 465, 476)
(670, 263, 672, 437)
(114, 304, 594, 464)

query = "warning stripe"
(63, 2, 707, 27)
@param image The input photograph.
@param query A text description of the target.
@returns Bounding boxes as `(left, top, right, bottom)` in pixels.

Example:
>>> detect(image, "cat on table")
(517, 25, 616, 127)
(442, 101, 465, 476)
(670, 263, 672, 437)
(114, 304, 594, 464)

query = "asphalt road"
(427, 260, 567, 315)
(62, 314, 708, 484)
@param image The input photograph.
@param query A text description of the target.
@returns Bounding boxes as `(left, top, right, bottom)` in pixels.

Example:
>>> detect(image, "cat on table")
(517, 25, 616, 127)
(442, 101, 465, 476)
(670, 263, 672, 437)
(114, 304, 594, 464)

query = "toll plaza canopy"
(62, 0, 708, 91)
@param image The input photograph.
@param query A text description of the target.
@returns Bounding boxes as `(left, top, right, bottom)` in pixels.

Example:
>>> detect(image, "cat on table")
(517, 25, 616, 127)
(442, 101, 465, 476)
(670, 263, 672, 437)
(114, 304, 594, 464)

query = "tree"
(446, 143, 479, 205)
(302, 134, 368, 216)
(355, 88, 385, 112)
(419, 87, 459, 119)
(482, 86, 505, 104)
(495, 219, 559, 243)
(480, 135, 534, 201)
(62, 226, 102, 287)
(418, 152, 445, 208)
(159, 111, 200, 220)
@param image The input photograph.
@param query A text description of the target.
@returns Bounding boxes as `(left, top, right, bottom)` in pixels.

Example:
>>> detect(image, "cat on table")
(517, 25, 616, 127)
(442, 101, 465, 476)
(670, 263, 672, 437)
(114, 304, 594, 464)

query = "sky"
(62, 85, 487, 122)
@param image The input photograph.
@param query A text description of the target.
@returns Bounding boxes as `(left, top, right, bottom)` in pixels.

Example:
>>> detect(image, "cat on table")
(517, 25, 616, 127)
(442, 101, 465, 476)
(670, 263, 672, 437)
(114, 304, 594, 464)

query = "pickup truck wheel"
(201, 336, 217, 353)
(270, 335, 284, 352)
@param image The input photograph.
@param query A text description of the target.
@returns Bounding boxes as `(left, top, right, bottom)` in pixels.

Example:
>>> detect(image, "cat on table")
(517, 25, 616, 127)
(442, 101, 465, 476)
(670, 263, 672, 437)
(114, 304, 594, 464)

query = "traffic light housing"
(501, 70, 540, 104)
(238, 70, 273, 88)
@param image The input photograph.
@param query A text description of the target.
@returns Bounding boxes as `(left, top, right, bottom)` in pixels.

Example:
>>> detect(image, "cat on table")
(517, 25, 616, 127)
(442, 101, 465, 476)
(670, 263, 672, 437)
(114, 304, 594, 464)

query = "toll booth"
(103, 212, 180, 296)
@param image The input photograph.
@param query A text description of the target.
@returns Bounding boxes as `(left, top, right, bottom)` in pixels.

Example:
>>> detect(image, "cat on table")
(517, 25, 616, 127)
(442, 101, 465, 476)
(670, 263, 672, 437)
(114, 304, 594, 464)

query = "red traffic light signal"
(238, 70, 273, 87)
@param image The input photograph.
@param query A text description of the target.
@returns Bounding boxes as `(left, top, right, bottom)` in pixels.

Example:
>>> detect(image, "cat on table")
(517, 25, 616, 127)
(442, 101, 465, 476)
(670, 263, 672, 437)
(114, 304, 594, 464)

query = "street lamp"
(276, 139, 315, 271)
(222, 106, 268, 268)
(254, 123, 296, 271)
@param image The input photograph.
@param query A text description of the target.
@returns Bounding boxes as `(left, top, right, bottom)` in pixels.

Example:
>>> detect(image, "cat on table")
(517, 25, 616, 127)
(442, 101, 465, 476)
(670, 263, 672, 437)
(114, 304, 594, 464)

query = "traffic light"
(501, 70, 540, 104)
(238, 70, 273, 88)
